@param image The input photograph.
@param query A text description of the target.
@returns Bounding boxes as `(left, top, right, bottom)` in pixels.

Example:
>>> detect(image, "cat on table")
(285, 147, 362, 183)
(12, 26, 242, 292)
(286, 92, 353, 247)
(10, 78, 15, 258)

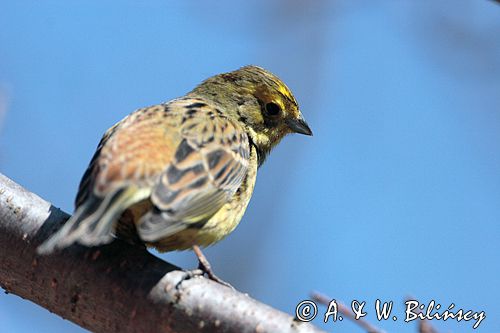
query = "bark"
(0, 173, 325, 333)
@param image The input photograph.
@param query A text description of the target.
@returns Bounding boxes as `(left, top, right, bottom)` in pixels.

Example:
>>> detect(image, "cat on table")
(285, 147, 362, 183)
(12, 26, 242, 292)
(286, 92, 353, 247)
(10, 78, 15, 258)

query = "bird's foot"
(192, 245, 234, 289)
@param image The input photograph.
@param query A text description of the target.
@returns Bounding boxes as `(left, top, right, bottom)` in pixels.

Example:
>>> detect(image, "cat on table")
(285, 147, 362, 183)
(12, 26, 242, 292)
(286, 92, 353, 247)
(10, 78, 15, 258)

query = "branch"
(0, 173, 325, 333)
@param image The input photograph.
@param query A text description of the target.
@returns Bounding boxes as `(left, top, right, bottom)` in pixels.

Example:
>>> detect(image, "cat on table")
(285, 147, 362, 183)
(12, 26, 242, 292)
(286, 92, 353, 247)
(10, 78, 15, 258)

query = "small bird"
(38, 65, 312, 282)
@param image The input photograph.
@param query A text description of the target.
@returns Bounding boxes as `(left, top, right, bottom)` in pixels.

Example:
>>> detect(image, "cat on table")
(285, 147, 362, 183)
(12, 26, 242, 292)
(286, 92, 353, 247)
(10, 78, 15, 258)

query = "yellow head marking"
(277, 82, 298, 107)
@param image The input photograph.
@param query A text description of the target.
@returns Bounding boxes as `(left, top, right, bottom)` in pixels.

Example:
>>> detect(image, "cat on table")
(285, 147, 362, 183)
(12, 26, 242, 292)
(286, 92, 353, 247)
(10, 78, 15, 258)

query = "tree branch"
(0, 173, 325, 333)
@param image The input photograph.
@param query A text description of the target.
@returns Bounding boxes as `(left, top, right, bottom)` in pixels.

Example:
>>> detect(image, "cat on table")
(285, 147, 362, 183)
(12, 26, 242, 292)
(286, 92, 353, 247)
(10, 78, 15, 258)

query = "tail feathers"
(37, 187, 148, 254)
(37, 197, 103, 254)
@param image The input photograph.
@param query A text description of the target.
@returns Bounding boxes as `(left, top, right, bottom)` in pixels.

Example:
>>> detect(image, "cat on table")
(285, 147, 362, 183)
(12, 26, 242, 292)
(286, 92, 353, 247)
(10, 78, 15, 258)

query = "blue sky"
(1, 1, 499, 332)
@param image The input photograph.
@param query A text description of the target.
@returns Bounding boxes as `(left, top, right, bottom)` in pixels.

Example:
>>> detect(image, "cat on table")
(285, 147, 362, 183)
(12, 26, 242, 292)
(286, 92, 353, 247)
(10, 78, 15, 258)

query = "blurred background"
(1, 1, 499, 332)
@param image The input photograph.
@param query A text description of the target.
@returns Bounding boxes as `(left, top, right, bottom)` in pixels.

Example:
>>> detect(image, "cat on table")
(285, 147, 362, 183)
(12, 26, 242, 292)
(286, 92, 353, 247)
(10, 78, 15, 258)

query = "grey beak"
(286, 117, 313, 136)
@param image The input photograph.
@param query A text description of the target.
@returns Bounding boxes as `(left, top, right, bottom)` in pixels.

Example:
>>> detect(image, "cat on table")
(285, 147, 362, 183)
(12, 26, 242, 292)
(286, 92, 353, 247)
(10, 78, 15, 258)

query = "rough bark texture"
(0, 173, 325, 333)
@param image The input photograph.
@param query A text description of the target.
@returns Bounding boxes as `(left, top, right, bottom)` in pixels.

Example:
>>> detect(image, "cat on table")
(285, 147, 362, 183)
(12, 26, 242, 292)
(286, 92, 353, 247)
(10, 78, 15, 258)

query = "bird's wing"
(37, 98, 250, 253)
(136, 98, 251, 241)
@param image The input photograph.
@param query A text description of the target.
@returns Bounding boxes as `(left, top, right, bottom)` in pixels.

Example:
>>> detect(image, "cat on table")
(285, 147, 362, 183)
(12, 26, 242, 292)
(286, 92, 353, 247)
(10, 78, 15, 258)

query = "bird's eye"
(265, 102, 281, 116)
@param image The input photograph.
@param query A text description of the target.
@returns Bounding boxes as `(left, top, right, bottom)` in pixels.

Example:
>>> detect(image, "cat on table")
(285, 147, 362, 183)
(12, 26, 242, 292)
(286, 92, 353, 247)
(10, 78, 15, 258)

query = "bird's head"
(191, 65, 312, 164)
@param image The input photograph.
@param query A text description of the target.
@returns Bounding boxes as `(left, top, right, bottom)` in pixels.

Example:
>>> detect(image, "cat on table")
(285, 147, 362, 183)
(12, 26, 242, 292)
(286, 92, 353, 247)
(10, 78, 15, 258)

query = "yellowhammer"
(38, 65, 312, 283)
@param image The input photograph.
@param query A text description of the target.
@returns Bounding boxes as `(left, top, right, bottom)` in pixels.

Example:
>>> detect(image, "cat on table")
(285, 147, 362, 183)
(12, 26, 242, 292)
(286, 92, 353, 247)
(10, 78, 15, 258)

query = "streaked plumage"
(38, 65, 312, 255)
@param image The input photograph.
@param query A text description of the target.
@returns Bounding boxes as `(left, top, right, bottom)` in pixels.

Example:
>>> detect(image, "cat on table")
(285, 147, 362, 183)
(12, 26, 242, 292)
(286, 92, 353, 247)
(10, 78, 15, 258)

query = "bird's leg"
(192, 245, 234, 289)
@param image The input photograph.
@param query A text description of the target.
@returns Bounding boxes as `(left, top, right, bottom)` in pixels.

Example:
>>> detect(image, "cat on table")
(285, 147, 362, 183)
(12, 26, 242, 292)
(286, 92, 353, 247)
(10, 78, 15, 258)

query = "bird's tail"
(37, 187, 149, 254)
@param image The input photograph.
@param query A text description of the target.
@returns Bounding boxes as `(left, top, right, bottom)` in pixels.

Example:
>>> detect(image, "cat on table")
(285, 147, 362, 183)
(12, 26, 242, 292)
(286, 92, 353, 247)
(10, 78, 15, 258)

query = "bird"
(37, 65, 312, 283)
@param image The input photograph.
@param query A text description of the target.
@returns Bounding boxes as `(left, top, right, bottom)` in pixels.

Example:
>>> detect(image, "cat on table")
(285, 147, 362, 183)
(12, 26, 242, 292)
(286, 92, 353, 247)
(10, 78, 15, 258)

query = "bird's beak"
(286, 116, 313, 136)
